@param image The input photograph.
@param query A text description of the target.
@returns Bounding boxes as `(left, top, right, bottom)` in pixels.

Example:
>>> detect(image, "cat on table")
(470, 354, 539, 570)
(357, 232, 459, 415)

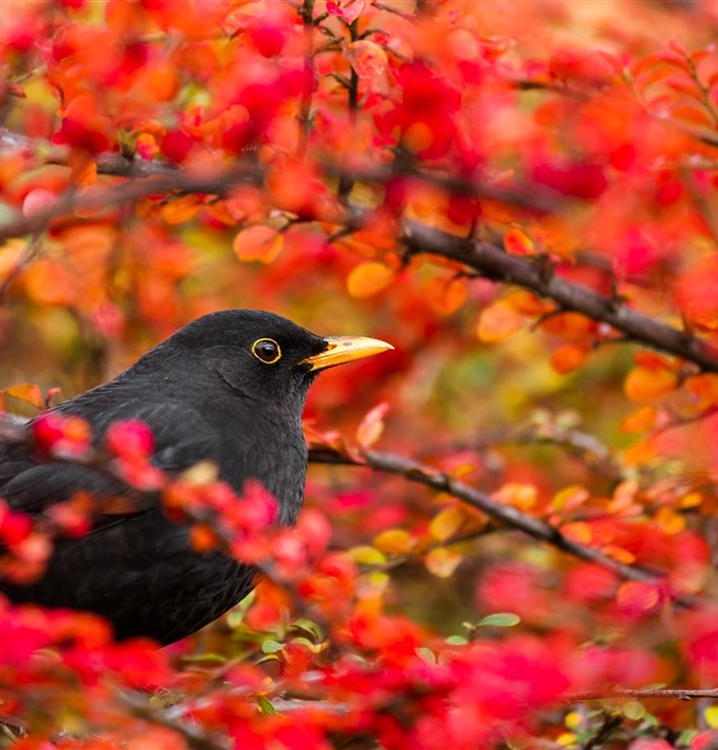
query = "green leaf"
(415, 647, 436, 664)
(445, 635, 468, 646)
(261, 639, 284, 655)
(256, 697, 277, 715)
(621, 700, 645, 721)
(181, 653, 227, 664)
(478, 612, 521, 628)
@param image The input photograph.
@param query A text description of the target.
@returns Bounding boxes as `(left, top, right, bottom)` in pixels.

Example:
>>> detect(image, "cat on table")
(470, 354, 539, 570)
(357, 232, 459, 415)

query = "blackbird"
(0, 310, 392, 644)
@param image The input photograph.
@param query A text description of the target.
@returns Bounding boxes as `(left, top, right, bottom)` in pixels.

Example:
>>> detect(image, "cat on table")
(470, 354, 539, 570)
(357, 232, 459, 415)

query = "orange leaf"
(510, 290, 547, 317)
(562, 521, 593, 544)
(503, 227, 535, 256)
(493, 482, 537, 511)
(69, 152, 97, 186)
(347, 261, 394, 298)
(624, 367, 677, 403)
(373, 529, 414, 555)
(550, 343, 591, 374)
(424, 276, 467, 315)
(602, 545, 636, 564)
(623, 438, 656, 466)
(356, 402, 389, 450)
(429, 506, 465, 542)
(620, 405, 658, 434)
(233, 225, 285, 264)
(424, 547, 462, 578)
(190, 524, 221, 553)
(541, 312, 595, 339)
(476, 301, 524, 342)
(655, 507, 686, 535)
(160, 195, 202, 225)
(2, 383, 43, 409)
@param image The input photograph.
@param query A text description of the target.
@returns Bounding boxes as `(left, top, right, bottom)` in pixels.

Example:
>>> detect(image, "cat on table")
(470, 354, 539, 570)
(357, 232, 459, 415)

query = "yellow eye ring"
(251, 338, 282, 364)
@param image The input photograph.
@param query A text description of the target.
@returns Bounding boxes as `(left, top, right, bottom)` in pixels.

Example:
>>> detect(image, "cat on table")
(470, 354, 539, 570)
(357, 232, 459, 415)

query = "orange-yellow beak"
(300, 336, 394, 372)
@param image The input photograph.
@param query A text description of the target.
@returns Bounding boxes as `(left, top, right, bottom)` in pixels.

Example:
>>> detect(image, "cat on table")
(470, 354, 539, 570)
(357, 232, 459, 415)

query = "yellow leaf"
(424, 547, 462, 578)
(182, 460, 219, 487)
(564, 712, 581, 730)
(233, 225, 285, 264)
(347, 261, 394, 298)
(476, 301, 524, 343)
(347, 546, 387, 566)
(429, 506, 465, 542)
(373, 528, 415, 555)
(705, 706, 718, 729)
(680, 492, 702, 509)
(556, 733, 578, 747)
(2, 383, 43, 409)
(552, 485, 590, 513)
(624, 366, 677, 403)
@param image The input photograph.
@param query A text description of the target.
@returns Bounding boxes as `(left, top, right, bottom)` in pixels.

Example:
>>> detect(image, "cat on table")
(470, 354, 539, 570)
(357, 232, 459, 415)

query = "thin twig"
(297, 0, 316, 156)
(398, 221, 718, 374)
(308, 445, 698, 607)
(0, 233, 43, 302)
(118, 691, 229, 750)
(568, 686, 718, 703)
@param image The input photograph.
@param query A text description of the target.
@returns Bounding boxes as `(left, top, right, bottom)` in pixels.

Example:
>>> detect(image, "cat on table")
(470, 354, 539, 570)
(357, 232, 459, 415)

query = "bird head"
(150, 309, 393, 411)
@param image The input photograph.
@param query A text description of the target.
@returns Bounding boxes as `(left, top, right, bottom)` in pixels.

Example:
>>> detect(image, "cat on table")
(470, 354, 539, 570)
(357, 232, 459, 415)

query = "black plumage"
(0, 310, 391, 644)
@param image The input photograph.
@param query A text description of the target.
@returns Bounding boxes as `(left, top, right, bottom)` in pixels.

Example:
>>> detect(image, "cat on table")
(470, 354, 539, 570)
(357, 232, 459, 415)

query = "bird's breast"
(219, 415, 308, 527)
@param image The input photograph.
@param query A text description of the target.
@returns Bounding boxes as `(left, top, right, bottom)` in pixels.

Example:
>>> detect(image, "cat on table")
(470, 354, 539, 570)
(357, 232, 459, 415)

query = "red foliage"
(2, 0, 718, 746)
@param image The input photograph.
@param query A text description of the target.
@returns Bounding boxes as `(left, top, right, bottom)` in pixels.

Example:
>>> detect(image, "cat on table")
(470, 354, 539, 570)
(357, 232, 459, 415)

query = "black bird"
(0, 310, 392, 644)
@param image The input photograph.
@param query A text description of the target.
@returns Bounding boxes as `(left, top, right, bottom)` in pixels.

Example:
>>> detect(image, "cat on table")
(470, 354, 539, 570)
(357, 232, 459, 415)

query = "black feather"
(0, 310, 329, 644)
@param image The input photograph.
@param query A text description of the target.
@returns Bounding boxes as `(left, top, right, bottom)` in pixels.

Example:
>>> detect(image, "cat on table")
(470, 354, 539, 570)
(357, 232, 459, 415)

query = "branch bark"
(400, 221, 718, 372)
(308, 445, 698, 608)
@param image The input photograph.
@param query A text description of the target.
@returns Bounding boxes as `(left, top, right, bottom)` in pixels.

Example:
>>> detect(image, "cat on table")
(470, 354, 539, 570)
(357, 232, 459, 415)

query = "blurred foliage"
(3, 0, 718, 748)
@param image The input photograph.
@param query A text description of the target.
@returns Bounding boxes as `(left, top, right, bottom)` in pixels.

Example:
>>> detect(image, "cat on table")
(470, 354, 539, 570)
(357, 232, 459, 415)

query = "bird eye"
(251, 338, 282, 364)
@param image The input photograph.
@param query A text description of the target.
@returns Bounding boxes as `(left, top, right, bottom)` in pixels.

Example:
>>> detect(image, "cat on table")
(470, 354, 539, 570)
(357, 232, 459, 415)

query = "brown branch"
(0, 163, 263, 244)
(3, 128, 718, 377)
(567, 686, 718, 703)
(0, 127, 178, 179)
(398, 221, 718, 373)
(118, 691, 229, 750)
(0, 234, 43, 301)
(297, 0, 316, 156)
(444, 418, 624, 483)
(308, 445, 698, 607)
(0, 415, 686, 604)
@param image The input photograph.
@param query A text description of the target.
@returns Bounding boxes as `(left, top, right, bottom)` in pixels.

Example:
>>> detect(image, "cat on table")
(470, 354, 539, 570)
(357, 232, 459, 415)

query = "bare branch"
(2, 128, 717, 382)
(399, 221, 718, 373)
(309, 445, 698, 607)
(568, 686, 718, 703)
